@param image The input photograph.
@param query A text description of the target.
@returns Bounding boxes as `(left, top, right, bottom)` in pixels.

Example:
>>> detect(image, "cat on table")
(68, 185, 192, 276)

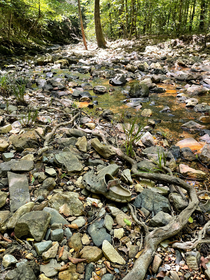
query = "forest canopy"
(0, 0, 210, 49)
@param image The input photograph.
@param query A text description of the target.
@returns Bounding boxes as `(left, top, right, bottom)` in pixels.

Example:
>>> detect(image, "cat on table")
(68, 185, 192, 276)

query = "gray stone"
(43, 207, 70, 225)
(45, 168, 57, 177)
(181, 121, 205, 132)
(93, 85, 107, 94)
(88, 219, 111, 247)
(76, 136, 88, 152)
(11, 160, 34, 172)
(141, 132, 155, 147)
(8, 172, 30, 212)
(3, 254, 18, 268)
(68, 232, 82, 251)
(54, 152, 83, 174)
(64, 227, 72, 239)
(104, 214, 114, 231)
(42, 242, 59, 260)
(199, 144, 210, 165)
(51, 223, 62, 230)
(34, 241, 53, 255)
(0, 124, 12, 134)
(48, 192, 84, 216)
(15, 211, 51, 241)
(133, 189, 170, 215)
(0, 211, 10, 230)
(180, 147, 196, 161)
(6, 202, 35, 229)
(137, 160, 156, 172)
(0, 190, 7, 208)
(91, 138, 116, 159)
(149, 211, 173, 227)
(129, 83, 149, 98)
(33, 172, 46, 182)
(66, 128, 87, 138)
(0, 139, 9, 152)
(40, 259, 61, 277)
(72, 216, 86, 228)
(5, 262, 37, 280)
(51, 229, 64, 241)
(85, 263, 95, 280)
(128, 245, 139, 258)
(42, 177, 56, 191)
(169, 193, 188, 211)
(102, 240, 126, 265)
(2, 153, 14, 162)
(101, 274, 114, 280)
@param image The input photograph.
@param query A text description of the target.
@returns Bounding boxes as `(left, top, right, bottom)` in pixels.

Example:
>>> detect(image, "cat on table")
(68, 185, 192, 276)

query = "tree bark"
(94, 0, 106, 48)
(77, 0, 88, 50)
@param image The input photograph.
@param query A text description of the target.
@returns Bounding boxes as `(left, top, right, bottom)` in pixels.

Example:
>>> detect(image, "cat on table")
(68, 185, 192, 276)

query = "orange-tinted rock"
(179, 164, 206, 180)
(175, 138, 205, 153)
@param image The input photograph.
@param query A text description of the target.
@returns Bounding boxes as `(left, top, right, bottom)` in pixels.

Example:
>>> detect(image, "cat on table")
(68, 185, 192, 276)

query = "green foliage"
(152, 149, 167, 172)
(122, 117, 142, 157)
(13, 84, 26, 105)
(0, 75, 13, 96)
(20, 109, 38, 127)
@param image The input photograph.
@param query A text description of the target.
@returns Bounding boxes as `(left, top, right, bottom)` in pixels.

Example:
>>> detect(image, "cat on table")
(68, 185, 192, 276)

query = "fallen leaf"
(59, 246, 64, 259)
(68, 257, 86, 264)
(68, 224, 79, 230)
(124, 218, 132, 226)
(92, 202, 99, 207)
(55, 263, 70, 271)
(200, 256, 209, 270)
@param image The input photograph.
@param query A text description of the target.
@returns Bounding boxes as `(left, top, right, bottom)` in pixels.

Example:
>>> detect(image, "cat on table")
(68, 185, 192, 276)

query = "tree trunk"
(77, 0, 88, 50)
(94, 0, 106, 48)
(189, 0, 196, 32)
(199, 0, 206, 32)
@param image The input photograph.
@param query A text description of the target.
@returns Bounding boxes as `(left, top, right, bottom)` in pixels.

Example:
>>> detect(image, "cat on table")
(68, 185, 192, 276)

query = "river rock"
(0, 190, 7, 208)
(6, 202, 34, 229)
(186, 85, 208, 95)
(0, 124, 12, 134)
(58, 263, 79, 280)
(54, 151, 83, 174)
(199, 144, 210, 165)
(179, 164, 206, 180)
(88, 219, 111, 246)
(0, 211, 10, 230)
(9, 130, 39, 152)
(129, 83, 149, 98)
(68, 232, 83, 251)
(102, 240, 126, 265)
(72, 216, 86, 228)
(8, 172, 30, 212)
(80, 246, 103, 263)
(149, 211, 173, 227)
(0, 139, 9, 151)
(48, 192, 84, 216)
(40, 259, 61, 277)
(185, 98, 198, 107)
(3, 254, 18, 268)
(169, 193, 188, 211)
(76, 136, 88, 152)
(185, 251, 200, 270)
(15, 211, 51, 241)
(42, 177, 56, 191)
(175, 138, 204, 152)
(109, 206, 132, 227)
(133, 189, 170, 215)
(140, 131, 155, 146)
(93, 85, 107, 94)
(5, 262, 37, 280)
(34, 241, 53, 255)
(91, 138, 116, 159)
(42, 242, 59, 260)
(104, 214, 114, 231)
(180, 147, 196, 161)
(181, 121, 205, 132)
(109, 74, 127, 86)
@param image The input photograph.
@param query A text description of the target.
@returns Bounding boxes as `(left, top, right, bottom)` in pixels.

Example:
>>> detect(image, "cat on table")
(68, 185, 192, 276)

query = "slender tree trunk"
(177, 0, 183, 35)
(94, 0, 106, 48)
(189, 0, 196, 32)
(77, 0, 88, 50)
(26, 0, 41, 39)
(125, 0, 128, 37)
(8, 11, 12, 40)
(199, 0, 206, 32)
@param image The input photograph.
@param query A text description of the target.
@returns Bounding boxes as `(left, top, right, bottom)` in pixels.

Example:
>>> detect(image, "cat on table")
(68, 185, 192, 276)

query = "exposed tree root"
(109, 147, 199, 280)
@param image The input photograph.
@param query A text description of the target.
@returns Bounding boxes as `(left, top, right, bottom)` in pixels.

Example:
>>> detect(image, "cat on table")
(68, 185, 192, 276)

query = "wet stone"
(51, 229, 64, 241)
(8, 172, 30, 212)
(88, 219, 111, 247)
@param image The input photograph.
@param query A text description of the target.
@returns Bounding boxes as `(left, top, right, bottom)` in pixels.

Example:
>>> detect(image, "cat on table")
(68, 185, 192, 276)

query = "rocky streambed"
(0, 37, 210, 280)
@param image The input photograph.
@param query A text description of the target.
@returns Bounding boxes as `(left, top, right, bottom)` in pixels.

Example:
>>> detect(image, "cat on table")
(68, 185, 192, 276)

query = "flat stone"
(76, 136, 87, 152)
(48, 192, 84, 216)
(104, 214, 114, 231)
(0, 139, 9, 152)
(181, 121, 205, 132)
(0, 190, 7, 208)
(133, 189, 170, 215)
(55, 152, 83, 174)
(6, 202, 34, 229)
(2, 254, 18, 268)
(102, 240, 126, 265)
(5, 262, 37, 280)
(152, 254, 162, 274)
(40, 259, 61, 277)
(85, 263, 95, 280)
(128, 245, 139, 258)
(93, 85, 107, 94)
(64, 227, 72, 239)
(180, 147, 196, 161)
(81, 233, 90, 245)
(179, 164, 206, 180)
(8, 172, 30, 212)
(91, 138, 116, 159)
(42, 178, 56, 191)
(80, 246, 103, 263)
(101, 274, 114, 280)
(45, 168, 57, 177)
(185, 251, 200, 270)
(169, 193, 188, 211)
(0, 211, 10, 230)
(140, 131, 155, 146)
(2, 153, 14, 162)
(21, 154, 35, 161)
(11, 160, 34, 172)
(0, 124, 12, 134)
(43, 207, 70, 225)
(66, 128, 87, 138)
(109, 206, 132, 227)
(15, 211, 51, 241)
(199, 144, 210, 165)
(114, 228, 124, 239)
(88, 219, 111, 246)
(42, 242, 59, 260)
(72, 216, 86, 228)
(34, 241, 53, 255)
